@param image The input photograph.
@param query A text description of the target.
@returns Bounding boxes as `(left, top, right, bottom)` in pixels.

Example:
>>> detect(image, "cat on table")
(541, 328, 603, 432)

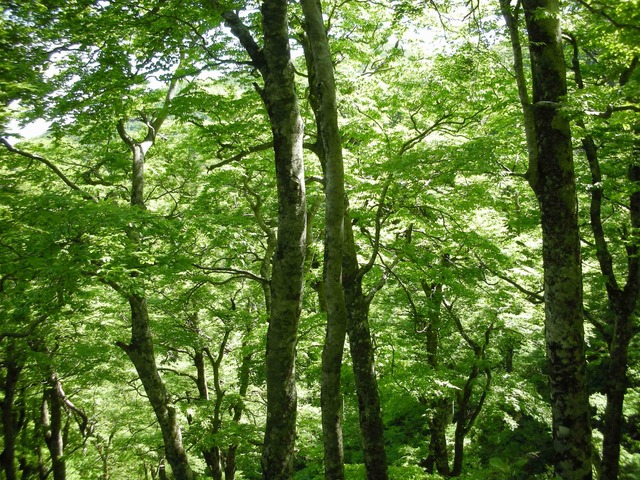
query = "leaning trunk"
(522, 1, 592, 478)
(119, 295, 194, 480)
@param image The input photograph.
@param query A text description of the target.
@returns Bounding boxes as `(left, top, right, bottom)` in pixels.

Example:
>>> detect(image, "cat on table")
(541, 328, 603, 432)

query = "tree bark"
(299, 1, 348, 478)
(1, 341, 23, 480)
(260, 1, 307, 475)
(522, 1, 593, 478)
(119, 295, 194, 480)
(565, 36, 640, 479)
(342, 216, 389, 480)
(221, 2, 309, 477)
(42, 373, 65, 480)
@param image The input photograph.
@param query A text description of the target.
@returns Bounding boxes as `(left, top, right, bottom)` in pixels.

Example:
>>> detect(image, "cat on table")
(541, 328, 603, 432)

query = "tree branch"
(192, 264, 268, 284)
(207, 141, 273, 171)
(358, 175, 393, 280)
(1, 138, 98, 202)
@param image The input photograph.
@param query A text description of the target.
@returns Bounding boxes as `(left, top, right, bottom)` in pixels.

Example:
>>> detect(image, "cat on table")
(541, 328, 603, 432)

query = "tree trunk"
(220, 5, 307, 475)
(566, 38, 640, 479)
(260, 2, 308, 478)
(522, 1, 592, 478)
(119, 295, 194, 480)
(1, 341, 22, 480)
(342, 217, 389, 480)
(420, 281, 450, 476)
(114, 75, 193, 479)
(300, 1, 348, 478)
(42, 374, 65, 480)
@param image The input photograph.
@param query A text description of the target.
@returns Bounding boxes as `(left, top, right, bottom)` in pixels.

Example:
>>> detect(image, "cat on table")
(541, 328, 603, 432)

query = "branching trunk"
(521, 1, 592, 478)
(114, 72, 194, 480)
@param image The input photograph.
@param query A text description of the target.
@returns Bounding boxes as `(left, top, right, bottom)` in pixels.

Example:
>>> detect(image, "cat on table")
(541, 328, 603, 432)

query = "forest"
(0, 0, 639, 479)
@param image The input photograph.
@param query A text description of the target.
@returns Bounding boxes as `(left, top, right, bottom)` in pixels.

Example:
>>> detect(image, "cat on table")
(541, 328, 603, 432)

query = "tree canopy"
(1, 1, 639, 479)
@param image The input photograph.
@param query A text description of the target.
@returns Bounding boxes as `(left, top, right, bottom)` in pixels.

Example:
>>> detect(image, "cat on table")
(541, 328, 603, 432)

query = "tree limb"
(1, 138, 98, 202)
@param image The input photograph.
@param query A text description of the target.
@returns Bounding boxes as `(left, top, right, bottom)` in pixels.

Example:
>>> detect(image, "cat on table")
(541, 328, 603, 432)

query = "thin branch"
(358, 175, 393, 280)
(587, 104, 640, 119)
(576, 0, 640, 32)
(0, 315, 48, 341)
(207, 141, 273, 171)
(192, 264, 268, 284)
(1, 138, 98, 202)
(157, 367, 199, 384)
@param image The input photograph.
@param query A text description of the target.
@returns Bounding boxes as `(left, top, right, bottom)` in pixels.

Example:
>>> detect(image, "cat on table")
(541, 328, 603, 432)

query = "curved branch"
(192, 264, 269, 284)
(1, 138, 98, 202)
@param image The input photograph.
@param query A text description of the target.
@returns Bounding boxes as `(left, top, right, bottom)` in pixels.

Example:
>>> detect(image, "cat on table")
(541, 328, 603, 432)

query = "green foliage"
(1, 0, 639, 478)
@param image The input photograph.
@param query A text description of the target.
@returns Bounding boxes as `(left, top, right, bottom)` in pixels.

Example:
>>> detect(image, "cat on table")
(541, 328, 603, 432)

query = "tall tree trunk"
(1, 341, 23, 480)
(220, 1, 307, 476)
(566, 37, 640, 479)
(42, 373, 65, 480)
(521, 1, 592, 478)
(260, 1, 308, 476)
(299, 1, 348, 478)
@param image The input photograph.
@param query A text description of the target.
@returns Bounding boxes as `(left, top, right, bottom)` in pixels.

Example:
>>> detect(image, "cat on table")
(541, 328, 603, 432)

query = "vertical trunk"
(342, 218, 389, 480)
(567, 38, 640, 478)
(600, 313, 632, 480)
(420, 281, 449, 476)
(522, 1, 592, 478)
(300, 0, 348, 478)
(599, 162, 640, 480)
(42, 374, 65, 480)
(260, 2, 307, 477)
(1, 341, 22, 480)
(220, 3, 306, 476)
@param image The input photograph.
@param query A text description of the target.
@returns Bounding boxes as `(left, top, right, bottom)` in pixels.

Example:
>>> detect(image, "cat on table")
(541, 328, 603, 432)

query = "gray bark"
(521, 1, 593, 478)
(299, 1, 348, 478)
(222, 2, 307, 477)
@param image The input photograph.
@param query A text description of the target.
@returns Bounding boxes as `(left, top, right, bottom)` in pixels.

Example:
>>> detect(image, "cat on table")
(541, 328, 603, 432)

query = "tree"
(298, 0, 349, 478)
(218, 1, 308, 477)
(519, 0, 593, 477)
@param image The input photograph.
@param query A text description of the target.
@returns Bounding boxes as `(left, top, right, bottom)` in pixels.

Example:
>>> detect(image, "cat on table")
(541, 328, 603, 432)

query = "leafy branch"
(0, 138, 98, 202)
